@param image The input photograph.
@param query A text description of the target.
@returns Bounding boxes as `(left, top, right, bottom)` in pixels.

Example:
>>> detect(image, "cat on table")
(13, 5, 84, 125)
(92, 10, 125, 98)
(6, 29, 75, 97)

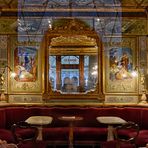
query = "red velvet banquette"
(0, 105, 148, 148)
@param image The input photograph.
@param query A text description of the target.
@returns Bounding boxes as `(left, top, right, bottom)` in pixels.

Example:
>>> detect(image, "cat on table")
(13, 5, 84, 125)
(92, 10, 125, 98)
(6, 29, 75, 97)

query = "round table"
(58, 116, 83, 148)
(25, 116, 53, 141)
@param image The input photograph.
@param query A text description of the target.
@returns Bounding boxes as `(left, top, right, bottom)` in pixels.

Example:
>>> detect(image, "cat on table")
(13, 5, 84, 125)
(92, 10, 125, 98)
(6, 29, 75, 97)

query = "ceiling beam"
(1, 7, 147, 18)
(1, 12, 146, 18)
(1, 7, 146, 13)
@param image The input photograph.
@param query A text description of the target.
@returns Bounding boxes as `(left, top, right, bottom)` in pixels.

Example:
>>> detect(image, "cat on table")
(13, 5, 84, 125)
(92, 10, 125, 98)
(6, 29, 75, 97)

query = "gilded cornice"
(50, 35, 97, 47)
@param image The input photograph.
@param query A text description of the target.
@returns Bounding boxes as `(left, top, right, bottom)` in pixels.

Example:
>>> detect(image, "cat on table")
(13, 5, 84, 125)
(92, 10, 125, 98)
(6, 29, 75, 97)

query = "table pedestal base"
(37, 126, 43, 141)
(107, 125, 114, 141)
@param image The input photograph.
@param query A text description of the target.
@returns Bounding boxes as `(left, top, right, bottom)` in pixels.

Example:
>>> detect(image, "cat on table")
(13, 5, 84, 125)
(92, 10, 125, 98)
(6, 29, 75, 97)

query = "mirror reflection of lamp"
(92, 65, 98, 75)
(0, 66, 16, 102)
(131, 66, 147, 104)
(91, 64, 98, 84)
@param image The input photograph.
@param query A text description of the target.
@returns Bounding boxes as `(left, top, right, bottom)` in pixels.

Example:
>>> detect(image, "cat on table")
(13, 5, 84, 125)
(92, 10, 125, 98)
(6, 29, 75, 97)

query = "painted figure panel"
(14, 46, 37, 82)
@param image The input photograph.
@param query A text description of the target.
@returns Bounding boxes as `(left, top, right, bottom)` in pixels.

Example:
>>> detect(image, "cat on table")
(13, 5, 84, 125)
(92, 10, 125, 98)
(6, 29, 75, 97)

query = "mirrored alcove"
(43, 18, 103, 100)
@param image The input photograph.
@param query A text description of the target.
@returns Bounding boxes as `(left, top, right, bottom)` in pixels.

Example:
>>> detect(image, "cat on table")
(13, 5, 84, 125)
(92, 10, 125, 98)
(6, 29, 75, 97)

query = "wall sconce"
(91, 64, 98, 85)
(0, 65, 16, 102)
(131, 67, 147, 104)
(92, 65, 98, 76)
(139, 74, 147, 104)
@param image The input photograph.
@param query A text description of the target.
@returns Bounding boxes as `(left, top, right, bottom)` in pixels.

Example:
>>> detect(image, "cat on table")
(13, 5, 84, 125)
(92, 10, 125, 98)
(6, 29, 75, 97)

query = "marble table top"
(96, 116, 127, 125)
(58, 116, 83, 122)
(25, 116, 53, 125)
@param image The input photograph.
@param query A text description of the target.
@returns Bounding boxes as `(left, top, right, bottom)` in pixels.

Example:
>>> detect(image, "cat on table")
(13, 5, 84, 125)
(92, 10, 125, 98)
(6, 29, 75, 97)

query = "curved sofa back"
(0, 109, 6, 128)
(0, 106, 147, 129)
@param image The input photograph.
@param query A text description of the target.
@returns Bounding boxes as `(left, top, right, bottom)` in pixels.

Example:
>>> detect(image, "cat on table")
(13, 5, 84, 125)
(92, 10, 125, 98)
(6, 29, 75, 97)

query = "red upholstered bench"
(0, 109, 15, 143)
(0, 106, 147, 147)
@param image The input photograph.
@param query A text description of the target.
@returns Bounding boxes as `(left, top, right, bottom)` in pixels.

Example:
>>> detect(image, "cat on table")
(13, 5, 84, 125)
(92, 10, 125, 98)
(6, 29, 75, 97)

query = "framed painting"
(13, 46, 37, 82)
(138, 36, 148, 93)
(103, 37, 138, 94)
(8, 35, 43, 93)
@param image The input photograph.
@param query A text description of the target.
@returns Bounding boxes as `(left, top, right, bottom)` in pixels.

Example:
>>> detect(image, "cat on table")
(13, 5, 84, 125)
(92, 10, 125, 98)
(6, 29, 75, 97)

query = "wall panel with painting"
(8, 35, 43, 94)
(103, 36, 138, 94)
(139, 36, 148, 94)
(103, 36, 139, 104)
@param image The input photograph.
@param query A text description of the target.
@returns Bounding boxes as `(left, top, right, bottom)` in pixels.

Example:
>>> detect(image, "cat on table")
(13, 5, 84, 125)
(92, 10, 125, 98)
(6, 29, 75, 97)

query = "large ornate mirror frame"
(43, 19, 103, 100)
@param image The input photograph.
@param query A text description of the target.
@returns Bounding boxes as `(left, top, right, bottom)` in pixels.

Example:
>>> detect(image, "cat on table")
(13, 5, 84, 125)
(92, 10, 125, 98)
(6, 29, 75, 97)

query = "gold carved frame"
(42, 19, 104, 100)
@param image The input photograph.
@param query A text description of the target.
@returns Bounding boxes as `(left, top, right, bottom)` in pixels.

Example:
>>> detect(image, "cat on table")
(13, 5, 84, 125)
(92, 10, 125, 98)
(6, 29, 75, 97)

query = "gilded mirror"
(49, 35, 98, 94)
(44, 19, 102, 99)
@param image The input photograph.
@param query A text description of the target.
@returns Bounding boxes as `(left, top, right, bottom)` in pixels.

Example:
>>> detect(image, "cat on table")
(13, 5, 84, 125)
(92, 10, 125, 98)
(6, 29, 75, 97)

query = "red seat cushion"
(42, 127, 69, 141)
(0, 109, 6, 128)
(15, 128, 37, 140)
(43, 127, 107, 141)
(101, 141, 135, 148)
(135, 130, 148, 147)
(0, 129, 15, 143)
(74, 127, 107, 141)
(116, 129, 138, 141)
(17, 140, 48, 148)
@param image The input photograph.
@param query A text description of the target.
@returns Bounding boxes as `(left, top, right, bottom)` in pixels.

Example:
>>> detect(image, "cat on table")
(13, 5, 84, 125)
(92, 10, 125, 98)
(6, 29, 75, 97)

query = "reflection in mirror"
(49, 35, 98, 94)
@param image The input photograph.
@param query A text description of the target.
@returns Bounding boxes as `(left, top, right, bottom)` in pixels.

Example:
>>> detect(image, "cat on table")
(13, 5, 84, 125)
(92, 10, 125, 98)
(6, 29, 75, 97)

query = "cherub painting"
(109, 47, 133, 81)
(14, 46, 38, 82)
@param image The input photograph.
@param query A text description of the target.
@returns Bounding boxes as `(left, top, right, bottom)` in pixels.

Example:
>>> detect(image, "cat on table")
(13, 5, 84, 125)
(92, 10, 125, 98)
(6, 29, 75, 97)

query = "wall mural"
(139, 36, 148, 93)
(9, 35, 43, 93)
(103, 37, 138, 94)
(14, 46, 38, 82)
(109, 47, 133, 81)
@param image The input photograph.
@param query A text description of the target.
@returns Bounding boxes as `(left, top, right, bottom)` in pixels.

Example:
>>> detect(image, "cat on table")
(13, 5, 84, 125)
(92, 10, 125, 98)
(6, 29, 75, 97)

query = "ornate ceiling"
(0, 0, 148, 8)
(0, 0, 147, 35)
(0, 0, 148, 13)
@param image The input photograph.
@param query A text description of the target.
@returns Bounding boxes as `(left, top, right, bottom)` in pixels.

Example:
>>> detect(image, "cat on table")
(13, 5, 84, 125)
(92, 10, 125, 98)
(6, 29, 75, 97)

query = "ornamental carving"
(50, 35, 97, 47)
(52, 19, 91, 31)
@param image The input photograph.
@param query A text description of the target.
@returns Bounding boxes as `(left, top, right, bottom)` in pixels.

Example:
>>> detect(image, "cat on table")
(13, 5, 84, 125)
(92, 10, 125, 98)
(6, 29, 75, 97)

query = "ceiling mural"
(17, 17, 50, 34)
(0, 0, 147, 9)
(0, 0, 147, 35)
(17, 0, 148, 8)
(122, 18, 147, 35)
(0, 18, 17, 33)
(95, 17, 147, 36)
(1, 16, 146, 36)
(19, 0, 121, 8)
